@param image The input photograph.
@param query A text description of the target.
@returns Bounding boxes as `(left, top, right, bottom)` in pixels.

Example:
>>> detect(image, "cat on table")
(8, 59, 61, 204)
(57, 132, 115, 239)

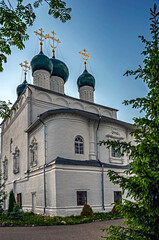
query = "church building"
(1, 29, 134, 216)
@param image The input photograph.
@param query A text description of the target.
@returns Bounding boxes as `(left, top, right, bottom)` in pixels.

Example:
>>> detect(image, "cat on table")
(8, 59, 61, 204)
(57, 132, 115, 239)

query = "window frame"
(77, 191, 87, 206)
(75, 135, 84, 155)
(17, 193, 22, 208)
(114, 191, 122, 204)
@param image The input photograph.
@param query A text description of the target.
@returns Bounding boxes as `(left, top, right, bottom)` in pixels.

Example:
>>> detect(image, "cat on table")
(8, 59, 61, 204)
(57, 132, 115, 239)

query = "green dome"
(30, 51, 53, 75)
(50, 57, 69, 83)
(16, 80, 27, 98)
(77, 70, 95, 89)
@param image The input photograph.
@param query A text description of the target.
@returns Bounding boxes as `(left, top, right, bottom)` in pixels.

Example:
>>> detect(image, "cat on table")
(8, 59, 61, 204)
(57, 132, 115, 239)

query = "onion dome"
(16, 80, 28, 98)
(50, 57, 69, 83)
(77, 70, 95, 89)
(30, 51, 53, 75)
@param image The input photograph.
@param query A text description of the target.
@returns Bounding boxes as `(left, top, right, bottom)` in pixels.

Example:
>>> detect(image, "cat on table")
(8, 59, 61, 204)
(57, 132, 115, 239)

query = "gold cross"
(79, 49, 91, 70)
(19, 61, 30, 81)
(34, 28, 46, 52)
(45, 31, 61, 57)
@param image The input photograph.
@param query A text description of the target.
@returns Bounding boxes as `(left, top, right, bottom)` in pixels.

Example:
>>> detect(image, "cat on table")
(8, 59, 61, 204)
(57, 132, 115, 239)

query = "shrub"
(111, 204, 121, 215)
(8, 190, 16, 214)
(0, 205, 3, 215)
(8, 203, 23, 220)
(80, 204, 94, 218)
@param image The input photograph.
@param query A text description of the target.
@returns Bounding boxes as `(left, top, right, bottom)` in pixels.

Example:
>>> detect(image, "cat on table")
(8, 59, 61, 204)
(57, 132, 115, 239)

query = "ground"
(0, 218, 124, 240)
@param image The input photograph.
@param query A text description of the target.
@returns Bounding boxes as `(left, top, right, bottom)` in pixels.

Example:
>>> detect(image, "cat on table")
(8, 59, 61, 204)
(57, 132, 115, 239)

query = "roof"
(47, 156, 129, 169)
(26, 107, 134, 133)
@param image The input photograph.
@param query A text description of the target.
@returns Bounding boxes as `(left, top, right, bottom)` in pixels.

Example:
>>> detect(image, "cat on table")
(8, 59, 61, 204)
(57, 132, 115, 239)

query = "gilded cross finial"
(34, 28, 46, 52)
(45, 31, 61, 57)
(19, 60, 30, 81)
(79, 49, 91, 70)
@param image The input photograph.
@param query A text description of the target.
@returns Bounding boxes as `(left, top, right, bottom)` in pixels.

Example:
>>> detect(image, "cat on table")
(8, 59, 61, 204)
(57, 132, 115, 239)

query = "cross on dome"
(45, 31, 61, 58)
(34, 28, 47, 52)
(19, 60, 30, 81)
(79, 49, 91, 70)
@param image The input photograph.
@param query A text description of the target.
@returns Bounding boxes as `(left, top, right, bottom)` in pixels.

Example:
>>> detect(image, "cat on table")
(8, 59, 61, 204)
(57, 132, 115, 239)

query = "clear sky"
(0, 0, 157, 123)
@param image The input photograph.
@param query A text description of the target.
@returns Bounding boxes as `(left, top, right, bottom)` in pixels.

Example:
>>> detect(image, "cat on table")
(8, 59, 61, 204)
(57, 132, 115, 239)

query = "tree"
(100, 4, 159, 239)
(0, 171, 7, 212)
(0, 0, 72, 72)
(0, 100, 12, 120)
(8, 190, 16, 214)
(0, 0, 71, 120)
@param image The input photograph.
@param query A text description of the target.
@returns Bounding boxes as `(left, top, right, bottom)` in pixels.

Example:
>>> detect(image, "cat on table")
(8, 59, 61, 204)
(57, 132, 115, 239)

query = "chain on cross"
(34, 28, 47, 52)
(79, 49, 91, 70)
(19, 61, 30, 81)
(45, 31, 61, 57)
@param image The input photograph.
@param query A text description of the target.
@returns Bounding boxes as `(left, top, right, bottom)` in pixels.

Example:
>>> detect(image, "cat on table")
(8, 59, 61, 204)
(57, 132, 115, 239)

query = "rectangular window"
(111, 147, 121, 158)
(17, 193, 22, 208)
(114, 191, 122, 203)
(77, 191, 87, 205)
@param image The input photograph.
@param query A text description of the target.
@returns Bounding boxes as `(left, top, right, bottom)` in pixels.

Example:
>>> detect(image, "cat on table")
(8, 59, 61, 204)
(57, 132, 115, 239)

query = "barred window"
(75, 136, 84, 154)
(77, 191, 87, 205)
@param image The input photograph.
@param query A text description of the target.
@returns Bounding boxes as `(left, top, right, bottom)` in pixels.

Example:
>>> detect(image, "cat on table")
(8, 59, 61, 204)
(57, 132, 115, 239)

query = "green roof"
(77, 70, 95, 89)
(50, 57, 69, 83)
(30, 51, 53, 75)
(16, 80, 27, 98)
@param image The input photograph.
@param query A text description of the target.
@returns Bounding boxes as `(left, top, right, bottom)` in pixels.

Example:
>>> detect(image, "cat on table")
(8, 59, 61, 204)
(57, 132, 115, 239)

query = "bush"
(0, 205, 3, 215)
(8, 203, 23, 220)
(111, 204, 121, 215)
(80, 204, 94, 218)
(8, 190, 16, 214)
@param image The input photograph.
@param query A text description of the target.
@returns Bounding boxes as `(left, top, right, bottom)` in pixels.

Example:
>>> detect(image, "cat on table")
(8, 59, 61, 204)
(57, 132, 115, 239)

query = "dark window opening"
(17, 193, 22, 208)
(77, 191, 87, 205)
(114, 191, 122, 204)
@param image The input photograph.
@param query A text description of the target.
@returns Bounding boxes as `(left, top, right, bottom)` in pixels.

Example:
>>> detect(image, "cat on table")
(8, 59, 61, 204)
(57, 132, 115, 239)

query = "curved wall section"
(47, 113, 89, 162)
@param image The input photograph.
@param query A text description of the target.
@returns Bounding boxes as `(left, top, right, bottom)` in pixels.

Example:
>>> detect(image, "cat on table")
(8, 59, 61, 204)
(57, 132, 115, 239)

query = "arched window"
(75, 136, 84, 154)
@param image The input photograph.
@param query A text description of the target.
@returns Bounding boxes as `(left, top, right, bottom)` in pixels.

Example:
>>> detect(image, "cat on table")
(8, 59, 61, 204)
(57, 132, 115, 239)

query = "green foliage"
(111, 204, 121, 216)
(100, 3, 159, 239)
(0, 0, 71, 71)
(8, 203, 22, 220)
(0, 171, 7, 209)
(0, 211, 121, 226)
(0, 100, 12, 120)
(8, 190, 16, 214)
(80, 204, 94, 218)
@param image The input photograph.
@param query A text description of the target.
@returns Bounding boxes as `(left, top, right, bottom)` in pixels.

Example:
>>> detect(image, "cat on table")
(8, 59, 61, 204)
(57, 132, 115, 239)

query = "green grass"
(0, 211, 123, 226)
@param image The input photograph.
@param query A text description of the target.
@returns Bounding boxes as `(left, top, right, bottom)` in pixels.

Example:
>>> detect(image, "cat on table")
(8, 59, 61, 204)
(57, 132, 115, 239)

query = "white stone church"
(1, 30, 134, 216)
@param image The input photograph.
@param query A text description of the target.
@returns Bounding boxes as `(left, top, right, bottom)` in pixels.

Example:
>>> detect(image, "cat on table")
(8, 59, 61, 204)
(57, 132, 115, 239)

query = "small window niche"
(3, 156, 8, 180)
(13, 146, 20, 174)
(29, 137, 38, 167)
(10, 138, 13, 153)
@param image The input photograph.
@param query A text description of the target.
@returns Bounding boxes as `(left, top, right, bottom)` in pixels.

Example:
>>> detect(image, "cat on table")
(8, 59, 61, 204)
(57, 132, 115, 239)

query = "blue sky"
(0, 0, 157, 123)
